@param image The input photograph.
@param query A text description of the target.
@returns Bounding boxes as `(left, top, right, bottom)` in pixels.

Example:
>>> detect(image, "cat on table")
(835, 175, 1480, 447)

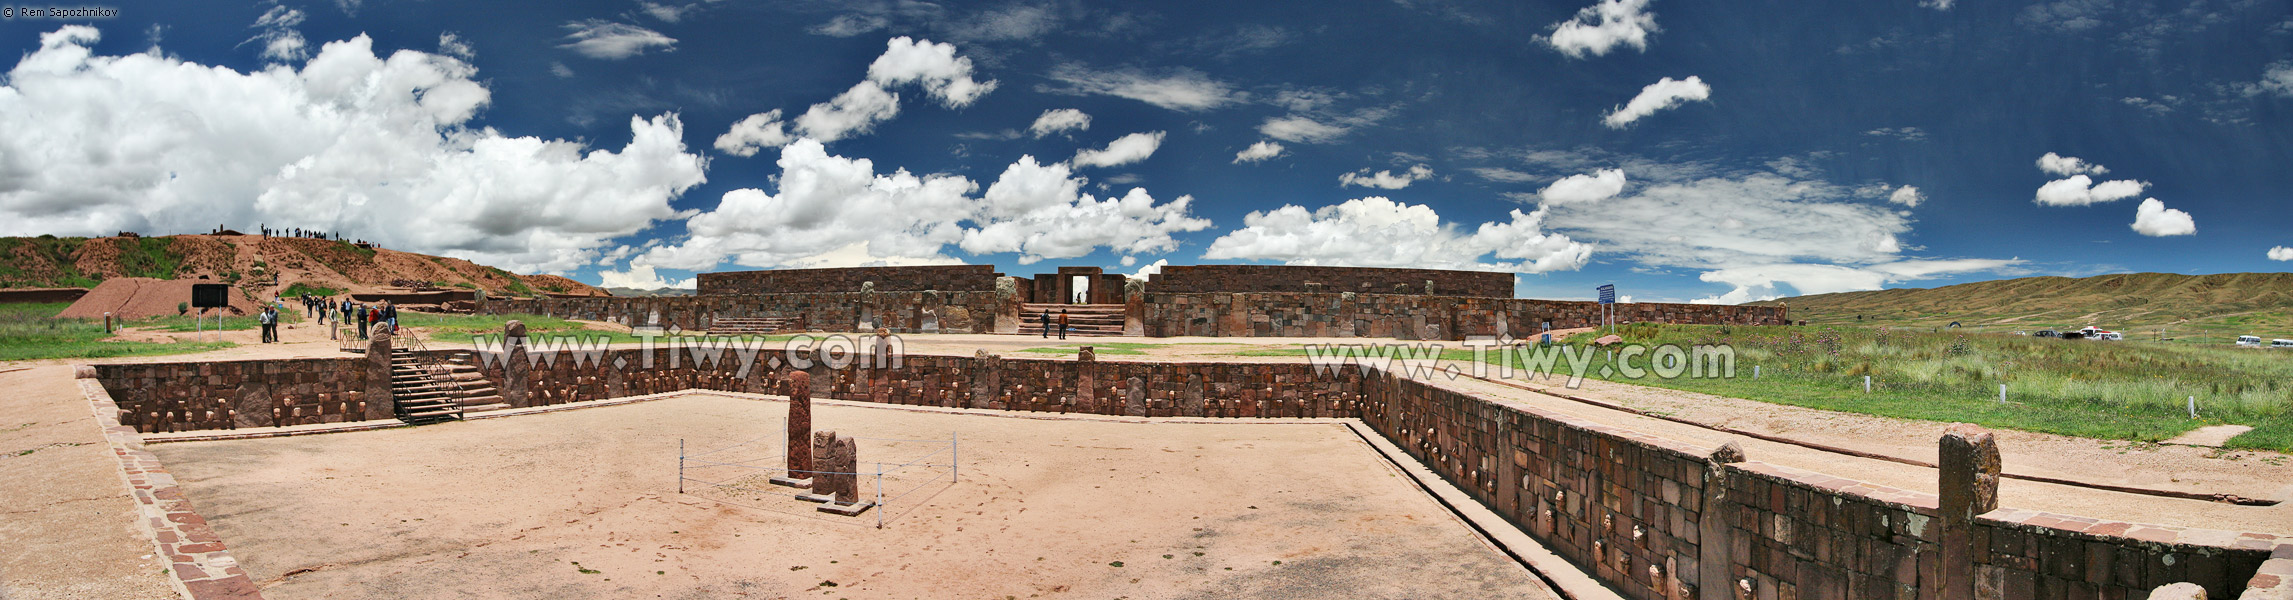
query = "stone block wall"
(481, 290, 1004, 334)
(697, 265, 1001, 295)
(1148, 265, 1515, 297)
(94, 359, 375, 433)
(463, 346, 1367, 419)
(1357, 371, 2282, 599)
(1144, 293, 1788, 340)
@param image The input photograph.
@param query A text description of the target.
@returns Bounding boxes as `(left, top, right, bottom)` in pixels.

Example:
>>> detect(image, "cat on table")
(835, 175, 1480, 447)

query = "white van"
(2238, 335, 2263, 346)
(2274, 339, 2293, 349)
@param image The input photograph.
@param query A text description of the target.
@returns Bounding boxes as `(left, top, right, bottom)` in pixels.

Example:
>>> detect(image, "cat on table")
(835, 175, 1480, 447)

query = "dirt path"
(0, 366, 174, 600)
(151, 394, 1554, 600)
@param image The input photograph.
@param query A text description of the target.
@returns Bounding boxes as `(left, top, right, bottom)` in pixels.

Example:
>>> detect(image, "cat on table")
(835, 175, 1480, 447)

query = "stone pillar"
(970, 350, 1001, 409)
(807, 430, 858, 505)
(502, 320, 530, 407)
(1125, 376, 1148, 417)
(364, 329, 395, 421)
(1696, 442, 1745, 600)
(1075, 346, 1096, 413)
(1181, 373, 1206, 417)
(785, 370, 813, 475)
(1939, 425, 2001, 600)
(1123, 280, 1146, 337)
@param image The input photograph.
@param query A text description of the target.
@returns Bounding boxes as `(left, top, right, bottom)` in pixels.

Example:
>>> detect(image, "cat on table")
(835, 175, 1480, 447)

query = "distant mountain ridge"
(1750, 272, 2293, 338)
(0, 233, 605, 298)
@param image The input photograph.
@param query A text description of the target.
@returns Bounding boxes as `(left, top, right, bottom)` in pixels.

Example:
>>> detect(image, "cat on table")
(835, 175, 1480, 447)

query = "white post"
(1753, 365, 1760, 379)
(1998, 384, 2006, 404)
(1864, 375, 1872, 393)
(2188, 396, 2196, 419)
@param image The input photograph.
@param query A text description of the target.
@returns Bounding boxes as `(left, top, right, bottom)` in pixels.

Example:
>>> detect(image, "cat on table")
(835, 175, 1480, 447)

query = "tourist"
(1039, 309, 1051, 338)
(1058, 309, 1069, 340)
(384, 301, 398, 334)
(258, 306, 276, 343)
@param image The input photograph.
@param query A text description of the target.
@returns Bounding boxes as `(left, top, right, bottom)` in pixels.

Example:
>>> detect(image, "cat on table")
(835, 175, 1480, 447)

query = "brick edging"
(76, 376, 263, 600)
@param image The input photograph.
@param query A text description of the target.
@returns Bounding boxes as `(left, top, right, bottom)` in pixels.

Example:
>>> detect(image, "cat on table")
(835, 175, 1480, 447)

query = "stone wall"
(482, 290, 1005, 334)
(1143, 293, 1788, 340)
(84, 347, 2287, 594)
(697, 265, 1002, 295)
(1148, 265, 1515, 297)
(1358, 371, 2281, 599)
(93, 358, 379, 433)
(463, 346, 1367, 419)
(478, 290, 1784, 340)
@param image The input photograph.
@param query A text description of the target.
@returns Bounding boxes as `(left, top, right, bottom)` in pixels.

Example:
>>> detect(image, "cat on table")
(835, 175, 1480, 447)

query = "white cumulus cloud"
(1603, 76, 1710, 128)
(1127, 258, 1168, 281)
(1889, 185, 1924, 207)
(714, 110, 794, 156)
(2269, 246, 2293, 261)
(1070, 131, 1165, 169)
(1233, 140, 1286, 164)
(1338, 164, 1434, 189)
(1546, 0, 1659, 58)
(639, 141, 1209, 270)
(2130, 198, 2195, 236)
(1204, 197, 1591, 273)
(0, 27, 708, 274)
(2037, 152, 2109, 176)
(560, 20, 677, 60)
(1538, 169, 1627, 205)
(597, 263, 695, 290)
(865, 36, 998, 108)
(2034, 175, 2147, 206)
(1028, 108, 1090, 137)
(793, 81, 901, 142)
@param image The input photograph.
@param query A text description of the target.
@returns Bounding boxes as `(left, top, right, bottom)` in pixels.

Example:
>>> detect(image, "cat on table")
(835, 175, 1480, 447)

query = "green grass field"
(1018, 342, 1164, 356)
(398, 312, 655, 345)
(1243, 323, 2293, 452)
(0, 302, 233, 361)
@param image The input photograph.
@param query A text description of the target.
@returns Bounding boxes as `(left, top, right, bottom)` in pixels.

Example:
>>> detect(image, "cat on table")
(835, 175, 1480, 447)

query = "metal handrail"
(391, 324, 467, 421)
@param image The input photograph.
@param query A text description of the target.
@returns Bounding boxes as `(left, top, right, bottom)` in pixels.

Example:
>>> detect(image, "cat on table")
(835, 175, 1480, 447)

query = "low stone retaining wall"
(83, 345, 2285, 597)
(460, 346, 1366, 419)
(92, 357, 386, 433)
(1357, 371, 2286, 599)
(476, 289, 1787, 341)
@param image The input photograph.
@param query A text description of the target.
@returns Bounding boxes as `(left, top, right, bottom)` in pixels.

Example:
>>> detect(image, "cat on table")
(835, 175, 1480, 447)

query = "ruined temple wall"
(1147, 265, 1516, 297)
(1142, 293, 1789, 340)
(467, 347, 1366, 419)
(480, 291, 1005, 334)
(93, 359, 374, 433)
(1359, 372, 2277, 599)
(697, 265, 1001, 295)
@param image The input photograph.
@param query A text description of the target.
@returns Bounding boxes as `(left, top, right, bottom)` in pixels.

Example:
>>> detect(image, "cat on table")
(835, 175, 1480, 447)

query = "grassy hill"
(0, 234, 605, 298)
(1750, 272, 2293, 342)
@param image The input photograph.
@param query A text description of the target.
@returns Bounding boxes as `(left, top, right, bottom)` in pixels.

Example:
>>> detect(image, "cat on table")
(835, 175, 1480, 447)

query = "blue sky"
(1, 0, 2289, 302)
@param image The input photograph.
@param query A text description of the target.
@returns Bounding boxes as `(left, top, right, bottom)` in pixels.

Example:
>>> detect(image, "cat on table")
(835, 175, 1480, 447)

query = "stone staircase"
(1017, 303, 1129, 337)
(388, 348, 508, 424)
(708, 316, 804, 335)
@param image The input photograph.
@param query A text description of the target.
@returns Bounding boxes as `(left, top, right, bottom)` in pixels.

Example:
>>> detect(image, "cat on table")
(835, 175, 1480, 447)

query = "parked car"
(2275, 339, 2293, 349)
(2238, 335, 2263, 346)
(2076, 326, 2122, 341)
(2033, 329, 2061, 338)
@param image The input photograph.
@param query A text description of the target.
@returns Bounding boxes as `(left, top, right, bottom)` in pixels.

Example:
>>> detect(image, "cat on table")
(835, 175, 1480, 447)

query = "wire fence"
(677, 431, 959, 528)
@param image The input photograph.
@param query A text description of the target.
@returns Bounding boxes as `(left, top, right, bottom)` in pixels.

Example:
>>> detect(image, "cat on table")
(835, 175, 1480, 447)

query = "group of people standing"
(251, 292, 404, 344)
